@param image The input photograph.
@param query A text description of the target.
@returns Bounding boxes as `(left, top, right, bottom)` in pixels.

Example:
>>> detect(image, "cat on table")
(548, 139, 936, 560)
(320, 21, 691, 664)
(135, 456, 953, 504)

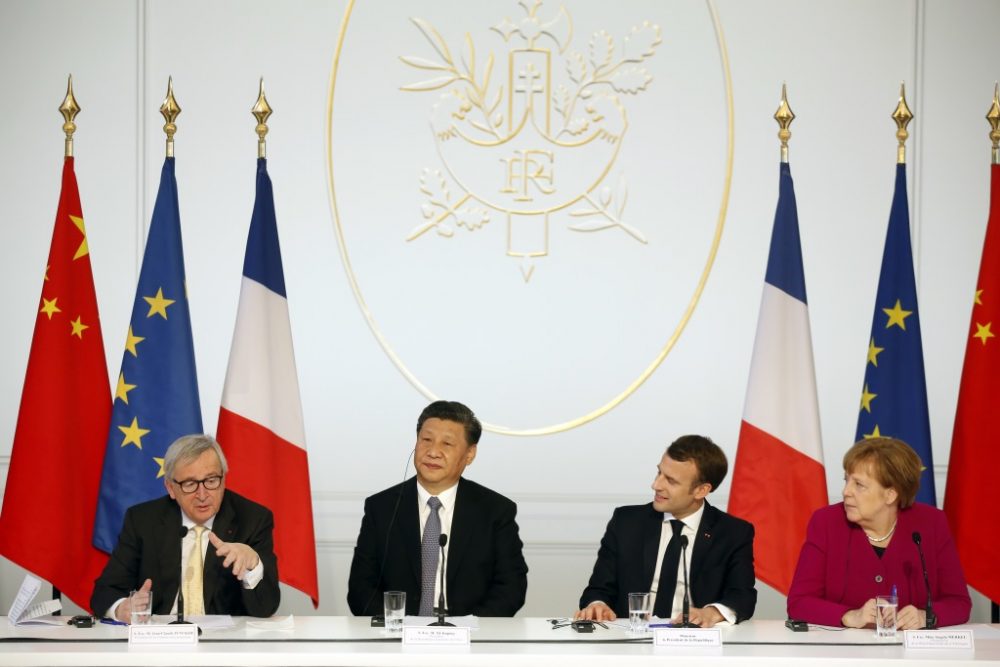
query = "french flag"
(217, 158, 319, 606)
(729, 160, 828, 595)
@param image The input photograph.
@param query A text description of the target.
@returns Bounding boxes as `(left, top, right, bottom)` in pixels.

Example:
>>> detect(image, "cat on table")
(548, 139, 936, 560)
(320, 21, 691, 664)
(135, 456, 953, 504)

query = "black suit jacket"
(90, 490, 280, 618)
(347, 477, 528, 617)
(579, 501, 756, 622)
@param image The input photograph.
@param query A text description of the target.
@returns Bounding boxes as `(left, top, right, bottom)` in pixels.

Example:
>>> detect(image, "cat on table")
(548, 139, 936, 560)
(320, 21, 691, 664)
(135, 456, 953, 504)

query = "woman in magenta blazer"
(787, 437, 971, 629)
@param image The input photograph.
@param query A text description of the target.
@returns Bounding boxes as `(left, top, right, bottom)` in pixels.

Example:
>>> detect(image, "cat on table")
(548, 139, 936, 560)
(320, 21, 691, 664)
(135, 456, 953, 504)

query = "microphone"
(170, 526, 189, 625)
(170, 526, 201, 634)
(428, 534, 454, 626)
(911, 532, 937, 629)
(677, 535, 698, 628)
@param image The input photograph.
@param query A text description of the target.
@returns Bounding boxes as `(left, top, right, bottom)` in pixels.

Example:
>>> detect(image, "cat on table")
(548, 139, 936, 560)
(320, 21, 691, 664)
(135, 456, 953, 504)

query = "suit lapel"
(399, 479, 422, 586)
(642, 504, 662, 588)
(690, 501, 719, 606)
(203, 492, 237, 612)
(447, 479, 472, 587)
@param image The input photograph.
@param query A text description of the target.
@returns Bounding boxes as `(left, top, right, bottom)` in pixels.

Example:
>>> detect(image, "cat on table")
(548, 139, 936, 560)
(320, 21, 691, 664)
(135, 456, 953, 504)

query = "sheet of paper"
(184, 614, 235, 629)
(245, 615, 295, 632)
(6, 574, 61, 625)
(403, 615, 479, 629)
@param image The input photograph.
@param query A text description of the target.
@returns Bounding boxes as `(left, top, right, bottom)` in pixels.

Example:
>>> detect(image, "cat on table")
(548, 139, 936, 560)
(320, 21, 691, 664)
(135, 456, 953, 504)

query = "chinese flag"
(0, 157, 111, 611)
(944, 163, 1000, 605)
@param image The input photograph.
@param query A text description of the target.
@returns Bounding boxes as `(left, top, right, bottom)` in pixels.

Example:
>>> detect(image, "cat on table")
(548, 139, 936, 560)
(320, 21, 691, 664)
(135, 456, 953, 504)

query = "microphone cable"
(359, 448, 415, 616)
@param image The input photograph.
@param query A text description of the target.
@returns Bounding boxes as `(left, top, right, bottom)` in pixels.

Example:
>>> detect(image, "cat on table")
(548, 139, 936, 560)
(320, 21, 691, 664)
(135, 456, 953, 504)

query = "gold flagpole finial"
(252, 77, 272, 159)
(59, 75, 81, 158)
(774, 82, 795, 164)
(159, 77, 181, 158)
(987, 82, 1000, 165)
(892, 82, 913, 164)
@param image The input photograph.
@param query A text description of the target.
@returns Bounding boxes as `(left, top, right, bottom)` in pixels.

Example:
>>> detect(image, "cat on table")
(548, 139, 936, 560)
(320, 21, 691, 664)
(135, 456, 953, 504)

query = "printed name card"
(402, 625, 471, 646)
(903, 629, 975, 650)
(653, 627, 722, 647)
(128, 623, 199, 645)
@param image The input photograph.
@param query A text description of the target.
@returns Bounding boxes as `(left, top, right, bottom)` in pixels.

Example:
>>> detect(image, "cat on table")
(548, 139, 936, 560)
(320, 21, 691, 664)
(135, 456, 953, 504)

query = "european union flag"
(855, 164, 935, 504)
(93, 157, 202, 552)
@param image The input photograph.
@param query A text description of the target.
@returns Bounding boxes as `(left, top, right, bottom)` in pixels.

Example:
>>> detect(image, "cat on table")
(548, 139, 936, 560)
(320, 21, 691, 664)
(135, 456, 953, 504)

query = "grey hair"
(163, 434, 229, 481)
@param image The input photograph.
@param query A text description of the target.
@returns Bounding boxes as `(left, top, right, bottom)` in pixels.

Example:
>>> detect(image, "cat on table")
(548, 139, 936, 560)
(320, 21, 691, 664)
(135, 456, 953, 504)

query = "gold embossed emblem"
(401, 2, 661, 282)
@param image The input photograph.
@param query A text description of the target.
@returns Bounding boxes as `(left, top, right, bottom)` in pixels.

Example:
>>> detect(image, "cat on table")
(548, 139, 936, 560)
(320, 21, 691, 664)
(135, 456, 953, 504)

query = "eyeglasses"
(172, 475, 223, 494)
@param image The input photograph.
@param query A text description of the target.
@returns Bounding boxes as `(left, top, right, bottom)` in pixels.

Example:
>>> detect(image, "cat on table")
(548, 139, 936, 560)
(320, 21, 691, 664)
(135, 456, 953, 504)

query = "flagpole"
(988, 83, 1000, 624)
(51, 75, 83, 610)
(893, 82, 912, 165)
(253, 77, 272, 159)
(774, 82, 794, 164)
(160, 77, 180, 157)
(59, 75, 79, 159)
(988, 82, 1000, 166)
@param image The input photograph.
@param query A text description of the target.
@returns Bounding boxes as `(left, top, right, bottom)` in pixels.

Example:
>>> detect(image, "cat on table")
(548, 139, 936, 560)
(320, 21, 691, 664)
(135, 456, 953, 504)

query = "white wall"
(1, 0, 997, 621)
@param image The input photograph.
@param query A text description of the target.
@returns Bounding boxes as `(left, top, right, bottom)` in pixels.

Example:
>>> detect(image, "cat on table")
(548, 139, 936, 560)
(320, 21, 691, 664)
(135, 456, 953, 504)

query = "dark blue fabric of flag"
(93, 157, 203, 552)
(855, 164, 935, 504)
(243, 159, 286, 296)
(765, 162, 808, 303)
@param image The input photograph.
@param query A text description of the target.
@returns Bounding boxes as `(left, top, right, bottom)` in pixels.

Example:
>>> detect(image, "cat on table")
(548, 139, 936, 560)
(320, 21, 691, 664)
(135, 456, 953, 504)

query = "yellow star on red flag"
(40, 297, 61, 320)
(69, 215, 89, 260)
(70, 316, 89, 339)
(974, 322, 995, 346)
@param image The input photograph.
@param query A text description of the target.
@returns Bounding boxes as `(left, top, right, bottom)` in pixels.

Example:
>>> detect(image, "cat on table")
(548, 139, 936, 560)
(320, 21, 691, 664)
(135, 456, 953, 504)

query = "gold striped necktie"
(183, 525, 206, 615)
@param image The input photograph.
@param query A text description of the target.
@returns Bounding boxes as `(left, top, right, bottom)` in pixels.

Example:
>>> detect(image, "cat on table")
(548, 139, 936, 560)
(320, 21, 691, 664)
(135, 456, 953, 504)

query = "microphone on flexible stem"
(170, 526, 201, 634)
(911, 532, 937, 629)
(170, 526, 189, 625)
(677, 536, 699, 628)
(428, 534, 454, 627)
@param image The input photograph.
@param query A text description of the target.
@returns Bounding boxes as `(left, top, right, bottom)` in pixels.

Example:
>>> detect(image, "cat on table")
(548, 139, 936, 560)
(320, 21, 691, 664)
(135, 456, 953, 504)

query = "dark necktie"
(653, 519, 685, 618)
(419, 496, 443, 616)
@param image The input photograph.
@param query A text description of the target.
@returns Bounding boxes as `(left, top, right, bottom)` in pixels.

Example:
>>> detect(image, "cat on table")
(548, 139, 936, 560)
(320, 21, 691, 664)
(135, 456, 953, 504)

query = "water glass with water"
(628, 592, 652, 633)
(129, 588, 153, 625)
(384, 591, 406, 633)
(875, 594, 897, 638)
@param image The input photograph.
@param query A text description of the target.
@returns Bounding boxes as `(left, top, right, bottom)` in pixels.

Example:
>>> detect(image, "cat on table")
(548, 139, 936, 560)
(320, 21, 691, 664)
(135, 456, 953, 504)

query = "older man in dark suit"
(347, 401, 528, 617)
(576, 435, 756, 627)
(91, 434, 279, 621)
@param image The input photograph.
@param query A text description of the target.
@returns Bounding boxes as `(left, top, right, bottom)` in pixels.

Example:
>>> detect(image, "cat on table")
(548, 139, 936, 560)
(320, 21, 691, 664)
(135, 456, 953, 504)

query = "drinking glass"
(875, 594, 898, 639)
(129, 588, 153, 625)
(384, 591, 406, 633)
(628, 592, 652, 633)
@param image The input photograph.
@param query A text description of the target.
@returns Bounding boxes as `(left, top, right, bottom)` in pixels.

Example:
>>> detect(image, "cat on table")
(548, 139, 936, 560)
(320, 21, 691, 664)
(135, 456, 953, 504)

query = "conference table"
(1, 616, 998, 666)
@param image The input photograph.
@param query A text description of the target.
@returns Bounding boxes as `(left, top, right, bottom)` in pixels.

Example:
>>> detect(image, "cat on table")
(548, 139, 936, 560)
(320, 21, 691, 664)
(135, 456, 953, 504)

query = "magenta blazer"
(787, 502, 971, 627)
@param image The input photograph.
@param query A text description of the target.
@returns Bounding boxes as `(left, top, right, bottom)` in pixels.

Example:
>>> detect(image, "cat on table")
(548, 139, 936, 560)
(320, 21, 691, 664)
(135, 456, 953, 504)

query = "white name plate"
(653, 627, 722, 647)
(402, 625, 471, 646)
(128, 623, 199, 645)
(904, 629, 975, 650)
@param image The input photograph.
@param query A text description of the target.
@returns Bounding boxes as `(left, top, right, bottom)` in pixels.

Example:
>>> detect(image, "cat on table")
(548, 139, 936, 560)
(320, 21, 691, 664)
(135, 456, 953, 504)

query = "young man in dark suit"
(347, 400, 528, 617)
(91, 434, 280, 621)
(575, 435, 756, 627)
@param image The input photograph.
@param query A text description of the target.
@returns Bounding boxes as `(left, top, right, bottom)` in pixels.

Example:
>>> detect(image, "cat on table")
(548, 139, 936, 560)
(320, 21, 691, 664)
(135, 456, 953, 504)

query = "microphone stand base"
(427, 619, 455, 627)
(675, 620, 700, 628)
(169, 619, 202, 635)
